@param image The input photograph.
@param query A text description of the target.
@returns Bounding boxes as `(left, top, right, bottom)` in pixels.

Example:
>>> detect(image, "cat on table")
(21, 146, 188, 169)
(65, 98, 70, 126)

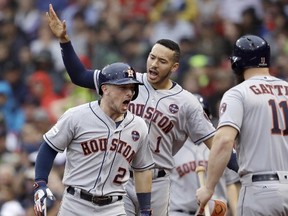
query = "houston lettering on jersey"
(176, 160, 208, 178)
(81, 138, 136, 163)
(129, 103, 174, 134)
(250, 84, 288, 95)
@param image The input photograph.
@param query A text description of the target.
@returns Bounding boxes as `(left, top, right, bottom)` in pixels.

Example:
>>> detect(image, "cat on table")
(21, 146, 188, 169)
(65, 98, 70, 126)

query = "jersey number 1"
(154, 136, 162, 153)
(269, 99, 288, 135)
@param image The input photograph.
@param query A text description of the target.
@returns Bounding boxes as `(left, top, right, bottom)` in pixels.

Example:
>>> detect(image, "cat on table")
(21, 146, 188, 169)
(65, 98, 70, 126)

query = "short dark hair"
(156, 39, 180, 62)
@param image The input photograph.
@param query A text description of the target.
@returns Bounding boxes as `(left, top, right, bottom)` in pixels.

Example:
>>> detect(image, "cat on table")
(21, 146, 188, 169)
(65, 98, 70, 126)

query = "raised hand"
(46, 4, 69, 42)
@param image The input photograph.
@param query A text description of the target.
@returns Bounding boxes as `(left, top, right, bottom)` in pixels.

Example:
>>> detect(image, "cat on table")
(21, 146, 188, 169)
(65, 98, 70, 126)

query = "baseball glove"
(209, 200, 227, 216)
(33, 180, 55, 216)
(140, 209, 152, 216)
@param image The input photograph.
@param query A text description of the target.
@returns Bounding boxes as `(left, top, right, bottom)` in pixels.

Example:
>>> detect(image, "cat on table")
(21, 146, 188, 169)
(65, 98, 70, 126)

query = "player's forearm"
(134, 169, 153, 211)
(226, 183, 240, 216)
(60, 42, 95, 89)
(134, 169, 152, 193)
(206, 135, 234, 192)
(35, 142, 58, 182)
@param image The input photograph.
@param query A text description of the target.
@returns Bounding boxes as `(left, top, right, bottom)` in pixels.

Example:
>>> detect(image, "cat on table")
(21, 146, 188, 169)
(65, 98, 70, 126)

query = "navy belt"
(175, 209, 196, 215)
(67, 186, 122, 206)
(129, 169, 166, 178)
(252, 173, 279, 182)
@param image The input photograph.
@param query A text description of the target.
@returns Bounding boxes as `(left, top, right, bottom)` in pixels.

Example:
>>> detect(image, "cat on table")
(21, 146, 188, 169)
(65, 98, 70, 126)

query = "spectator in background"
(60, 0, 103, 35)
(0, 81, 25, 136)
(118, 0, 153, 22)
(0, 164, 25, 216)
(0, 115, 8, 162)
(88, 21, 121, 69)
(0, 40, 12, 80)
(196, 0, 218, 24)
(26, 70, 62, 123)
(0, 18, 29, 63)
(35, 0, 69, 13)
(68, 10, 90, 57)
(194, 21, 230, 65)
(20, 117, 46, 154)
(14, 0, 41, 42)
(32, 49, 65, 95)
(119, 37, 149, 73)
(2, 61, 28, 105)
(174, 38, 197, 84)
(149, 0, 198, 23)
(217, 0, 263, 24)
(183, 54, 216, 98)
(241, 7, 265, 36)
(50, 56, 96, 119)
(148, 6, 195, 45)
(30, 14, 66, 74)
(17, 46, 36, 81)
(0, 0, 16, 23)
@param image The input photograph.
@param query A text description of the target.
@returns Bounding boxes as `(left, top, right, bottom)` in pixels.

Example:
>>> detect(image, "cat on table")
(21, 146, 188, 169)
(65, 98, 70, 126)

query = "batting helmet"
(230, 35, 270, 75)
(194, 93, 211, 119)
(99, 62, 143, 100)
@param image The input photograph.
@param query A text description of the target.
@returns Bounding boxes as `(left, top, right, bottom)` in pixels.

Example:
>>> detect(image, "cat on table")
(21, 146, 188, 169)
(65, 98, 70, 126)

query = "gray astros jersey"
(218, 76, 288, 176)
(169, 141, 239, 214)
(93, 71, 216, 170)
(43, 101, 154, 195)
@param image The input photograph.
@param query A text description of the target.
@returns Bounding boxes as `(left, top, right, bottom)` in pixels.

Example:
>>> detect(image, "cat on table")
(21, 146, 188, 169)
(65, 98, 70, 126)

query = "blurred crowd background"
(0, 0, 288, 215)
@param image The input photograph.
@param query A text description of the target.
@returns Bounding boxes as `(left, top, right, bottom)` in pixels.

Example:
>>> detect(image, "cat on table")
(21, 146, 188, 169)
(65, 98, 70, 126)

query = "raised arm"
(46, 4, 95, 89)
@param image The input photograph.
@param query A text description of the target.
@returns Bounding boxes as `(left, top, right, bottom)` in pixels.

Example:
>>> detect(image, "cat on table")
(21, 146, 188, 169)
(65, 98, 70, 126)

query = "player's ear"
(171, 62, 179, 73)
(101, 84, 107, 96)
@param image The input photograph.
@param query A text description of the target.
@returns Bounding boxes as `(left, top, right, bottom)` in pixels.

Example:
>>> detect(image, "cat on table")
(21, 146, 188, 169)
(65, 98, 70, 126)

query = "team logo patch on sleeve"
(52, 126, 59, 135)
(131, 131, 140, 141)
(169, 104, 179, 114)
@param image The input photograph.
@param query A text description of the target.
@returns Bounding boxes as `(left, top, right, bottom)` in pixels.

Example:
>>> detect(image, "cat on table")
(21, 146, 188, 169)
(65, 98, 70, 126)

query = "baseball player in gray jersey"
(196, 35, 288, 215)
(170, 142, 239, 216)
(45, 4, 239, 215)
(169, 95, 240, 216)
(33, 62, 154, 216)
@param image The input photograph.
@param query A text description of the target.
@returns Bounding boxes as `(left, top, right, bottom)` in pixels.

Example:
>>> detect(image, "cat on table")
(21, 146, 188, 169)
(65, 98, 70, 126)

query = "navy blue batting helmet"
(99, 62, 143, 100)
(230, 35, 270, 75)
(194, 93, 211, 119)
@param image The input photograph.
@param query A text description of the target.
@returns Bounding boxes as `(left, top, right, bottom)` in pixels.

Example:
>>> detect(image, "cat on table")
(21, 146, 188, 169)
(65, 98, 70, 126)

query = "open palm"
(46, 4, 68, 40)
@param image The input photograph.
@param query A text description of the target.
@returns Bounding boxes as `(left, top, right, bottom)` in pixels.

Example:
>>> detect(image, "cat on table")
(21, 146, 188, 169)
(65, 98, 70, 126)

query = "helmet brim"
(102, 78, 143, 86)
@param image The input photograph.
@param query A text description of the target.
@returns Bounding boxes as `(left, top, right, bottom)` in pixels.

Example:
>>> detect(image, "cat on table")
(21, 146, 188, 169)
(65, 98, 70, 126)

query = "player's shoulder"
(177, 88, 202, 106)
(223, 81, 245, 98)
(125, 111, 148, 132)
(173, 91, 204, 118)
(136, 72, 145, 81)
(64, 102, 93, 116)
(126, 111, 146, 124)
(169, 81, 195, 97)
